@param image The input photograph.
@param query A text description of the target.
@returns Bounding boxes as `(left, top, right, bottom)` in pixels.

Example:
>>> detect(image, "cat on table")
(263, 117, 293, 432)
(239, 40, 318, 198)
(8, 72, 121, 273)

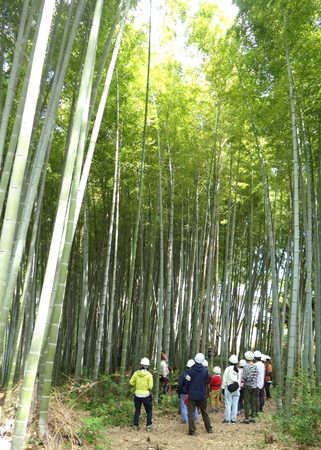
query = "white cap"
(245, 351, 254, 361)
(187, 359, 195, 368)
(239, 359, 246, 367)
(261, 354, 266, 361)
(253, 350, 262, 358)
(195, 353, 205, 364)
(213, 366, 221, 374)
(266, 355, 271, 360)
(202, 359, 208, 367)
(140, 357, 150, 366)
(229, 354, 238, 364)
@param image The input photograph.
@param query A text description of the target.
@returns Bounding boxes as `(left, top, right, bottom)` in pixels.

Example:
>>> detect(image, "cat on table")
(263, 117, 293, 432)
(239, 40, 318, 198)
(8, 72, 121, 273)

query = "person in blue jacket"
(177, 359, 199, 424)
(185, 352, 213, 436)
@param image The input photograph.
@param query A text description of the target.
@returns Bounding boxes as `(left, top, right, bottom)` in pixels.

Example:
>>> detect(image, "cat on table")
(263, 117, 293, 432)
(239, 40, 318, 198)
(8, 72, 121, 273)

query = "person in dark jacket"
(185, 352, 213, 436)
(177, 359, 199, 423)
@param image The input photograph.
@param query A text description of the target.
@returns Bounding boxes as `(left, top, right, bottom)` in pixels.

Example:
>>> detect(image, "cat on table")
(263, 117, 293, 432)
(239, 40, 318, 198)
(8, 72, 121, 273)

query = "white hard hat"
(195, 353, 205, 364)
(245, 351, 254, 361)
(229, 354, 238, 364)
(253, 350, 262, 358)
(202, 359, 208, 367)
(239, 359, 246, 367)
(261, 354, 266, 361)
(140, 357, 150, 366)
(187, 359, 195, 368)
(213, 366, 221, 374)
(266, 355, 271, 360)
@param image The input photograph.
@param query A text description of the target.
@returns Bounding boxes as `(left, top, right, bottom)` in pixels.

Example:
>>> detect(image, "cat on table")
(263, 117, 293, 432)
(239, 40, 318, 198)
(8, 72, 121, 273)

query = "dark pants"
(134, 395, 152, 426)
(160, 376, 169, 393)
(265, 382, 271, 398)
(238, 387, 244, 410)
(244, 388, 256, 420)
(256, 387, 264, 413)
(187, 398, 211, 433)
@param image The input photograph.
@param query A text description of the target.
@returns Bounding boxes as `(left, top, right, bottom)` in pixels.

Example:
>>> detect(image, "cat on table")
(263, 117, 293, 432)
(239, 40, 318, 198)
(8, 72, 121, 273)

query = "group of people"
(218, 350, 273, 425)
(129, 350, 273, 435)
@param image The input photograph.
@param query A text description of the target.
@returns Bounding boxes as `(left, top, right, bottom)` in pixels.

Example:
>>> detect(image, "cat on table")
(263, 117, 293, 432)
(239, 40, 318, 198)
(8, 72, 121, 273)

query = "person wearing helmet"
(185, 353, 213, 435)
(265, 356, 273, 399)
(242, 351, 258, 424)
(238, 359, 246, 415)
(209, 366, 222, 413)
(254, 350, 265, 413)
(176, 360, 199, 424)
(159, 350, 171, 394)
(129, 357, 153, 431)
(221, 355, 241, 424)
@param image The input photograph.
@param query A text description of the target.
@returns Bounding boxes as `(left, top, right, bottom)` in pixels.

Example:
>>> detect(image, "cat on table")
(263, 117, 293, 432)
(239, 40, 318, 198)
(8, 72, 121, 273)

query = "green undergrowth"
(70, 374, 180, 449)
(273, 379, 321, 447)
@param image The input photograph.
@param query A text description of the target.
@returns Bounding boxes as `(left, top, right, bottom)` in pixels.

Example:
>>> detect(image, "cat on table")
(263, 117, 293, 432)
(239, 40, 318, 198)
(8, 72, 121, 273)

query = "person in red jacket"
(209, 366, 222, 413)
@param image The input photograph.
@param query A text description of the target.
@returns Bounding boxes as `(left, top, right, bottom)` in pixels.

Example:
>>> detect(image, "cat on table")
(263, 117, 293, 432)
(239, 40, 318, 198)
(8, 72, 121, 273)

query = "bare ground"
(107, 398, 304, 450)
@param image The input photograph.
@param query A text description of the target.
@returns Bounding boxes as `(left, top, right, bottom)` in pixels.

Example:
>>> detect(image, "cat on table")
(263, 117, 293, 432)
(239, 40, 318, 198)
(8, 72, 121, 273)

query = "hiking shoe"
(231, 421, 236, 424)
(207, 428, 214, 433)
(242, 419, 250, 424)
(133, 425, 139, 431)
(188, 430, 195, 435)
(209, 409, 215, 413)
(250, 419, 256, 423)
(222, 419, 230, 423)
(146, 425, 153, 432)
(181, 420, 187, 424)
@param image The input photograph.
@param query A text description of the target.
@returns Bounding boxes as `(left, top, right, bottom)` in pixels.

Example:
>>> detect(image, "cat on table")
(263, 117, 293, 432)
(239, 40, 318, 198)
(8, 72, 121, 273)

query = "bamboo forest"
(0, 0, 321, 448)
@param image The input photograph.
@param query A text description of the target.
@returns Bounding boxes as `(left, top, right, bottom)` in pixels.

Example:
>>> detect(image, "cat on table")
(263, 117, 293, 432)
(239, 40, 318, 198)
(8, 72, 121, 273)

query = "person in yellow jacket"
(129, 357, 153, 431)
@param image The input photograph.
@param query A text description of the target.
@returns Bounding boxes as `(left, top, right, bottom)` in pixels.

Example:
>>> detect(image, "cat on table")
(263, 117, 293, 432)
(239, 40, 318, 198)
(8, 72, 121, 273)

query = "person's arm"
(185, 369, 191, 392)
(177, 374, 184, 394)
(242, 365, 248, 380)
(148, 373, 153, 390)
(222, 368, 228, 389)
(129, 372, 136, 387)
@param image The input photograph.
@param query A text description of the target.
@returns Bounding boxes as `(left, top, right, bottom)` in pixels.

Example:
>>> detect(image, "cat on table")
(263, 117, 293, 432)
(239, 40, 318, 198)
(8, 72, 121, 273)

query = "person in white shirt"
(221, 354, 241, 424)
(254, 350, 265, 413)
(160, 350, 169, 394)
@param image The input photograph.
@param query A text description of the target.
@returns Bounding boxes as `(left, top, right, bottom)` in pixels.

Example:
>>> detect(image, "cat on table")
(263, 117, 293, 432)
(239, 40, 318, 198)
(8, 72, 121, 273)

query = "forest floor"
(106, 398, 306, 450)
(0, 391, 312, 450)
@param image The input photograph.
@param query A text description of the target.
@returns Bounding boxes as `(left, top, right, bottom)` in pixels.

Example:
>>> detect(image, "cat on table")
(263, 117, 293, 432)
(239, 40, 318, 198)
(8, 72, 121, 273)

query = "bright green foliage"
(78, 418, 111, 449)
(274, 375, 321, 447)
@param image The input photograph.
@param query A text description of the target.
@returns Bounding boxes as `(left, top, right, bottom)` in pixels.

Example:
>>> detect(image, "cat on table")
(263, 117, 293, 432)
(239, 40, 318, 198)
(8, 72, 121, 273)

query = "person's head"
(261, 354, 266, 362)
(161, 351, 167, 361)
(140, 357, 150, 369)
(239, 359, 246, 367)
(229, 354, 238, 365)
(253, 350, 262, 361)
(186, 359, 195, 368)
(194, 352, 205, 364)
(244, 351, 254, 362)
(213, 366, 221, 375)
(266, 355, 271, 361)
(202, 359, 209, 367)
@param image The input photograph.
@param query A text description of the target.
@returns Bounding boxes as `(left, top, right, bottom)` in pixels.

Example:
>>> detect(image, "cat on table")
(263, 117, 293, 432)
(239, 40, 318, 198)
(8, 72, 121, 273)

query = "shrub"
(274, 379, 321, 447)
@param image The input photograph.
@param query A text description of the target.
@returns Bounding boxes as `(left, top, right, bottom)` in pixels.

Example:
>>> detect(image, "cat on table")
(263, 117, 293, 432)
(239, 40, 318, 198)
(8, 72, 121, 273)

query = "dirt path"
(107, 399, 296, 450)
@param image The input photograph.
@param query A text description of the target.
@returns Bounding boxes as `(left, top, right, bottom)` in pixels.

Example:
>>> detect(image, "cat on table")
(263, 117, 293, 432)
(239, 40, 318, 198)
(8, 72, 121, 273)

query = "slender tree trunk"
(164, 151, 174, 357)
(284, 35, 300, 415)
(75, 199, 89, 382)
(119, 0, 152, 383)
